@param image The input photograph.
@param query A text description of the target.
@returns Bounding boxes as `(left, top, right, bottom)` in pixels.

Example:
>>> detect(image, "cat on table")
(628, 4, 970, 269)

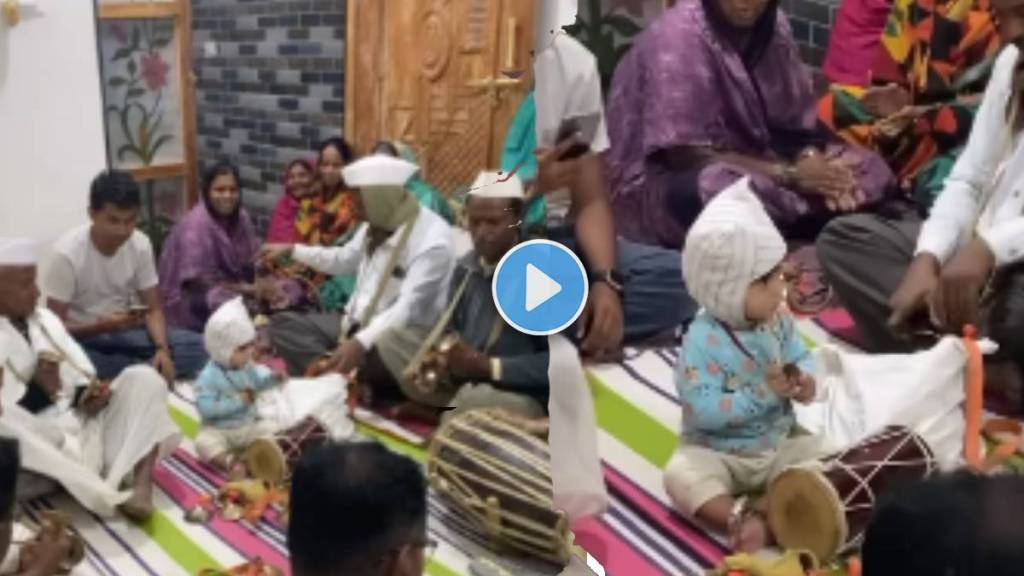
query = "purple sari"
(159, 201, 258, 331)
(606, 0, 895, 249)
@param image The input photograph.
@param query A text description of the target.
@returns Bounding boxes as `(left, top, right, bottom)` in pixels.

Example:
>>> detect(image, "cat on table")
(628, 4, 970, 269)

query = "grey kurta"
(450, 254, 550, 403)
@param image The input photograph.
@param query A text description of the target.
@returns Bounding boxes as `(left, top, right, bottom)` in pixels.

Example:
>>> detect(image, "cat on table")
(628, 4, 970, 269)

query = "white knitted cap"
(681, 177, 786, 327)
(203, 297, 256, 366)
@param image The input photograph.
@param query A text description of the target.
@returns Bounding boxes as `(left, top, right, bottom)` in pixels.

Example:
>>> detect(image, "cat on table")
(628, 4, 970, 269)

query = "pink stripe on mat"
(573, 516, 666, 576)
(153, 458, 291, 574)
(602, 465, 727, 566)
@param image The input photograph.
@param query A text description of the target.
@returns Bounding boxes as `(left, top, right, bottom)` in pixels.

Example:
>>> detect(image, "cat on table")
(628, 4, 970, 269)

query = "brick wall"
(782, 0, 841, 87)
(191, 0, 346, 231)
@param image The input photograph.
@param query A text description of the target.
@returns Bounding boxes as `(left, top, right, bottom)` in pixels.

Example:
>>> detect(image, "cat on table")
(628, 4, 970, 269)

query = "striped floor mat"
(32, 318, 840, 576)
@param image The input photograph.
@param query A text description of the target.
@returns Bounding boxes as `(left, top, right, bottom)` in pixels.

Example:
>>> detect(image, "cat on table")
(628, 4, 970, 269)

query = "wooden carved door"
(346, 0, 534, 195)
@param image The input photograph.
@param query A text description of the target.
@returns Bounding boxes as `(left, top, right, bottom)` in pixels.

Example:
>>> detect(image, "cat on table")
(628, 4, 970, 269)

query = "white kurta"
(0, 308, 180, 516)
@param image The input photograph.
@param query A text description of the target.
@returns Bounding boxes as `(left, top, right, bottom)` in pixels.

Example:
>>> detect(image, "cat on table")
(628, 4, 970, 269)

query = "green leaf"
(145, 134, 175, 164)
(117, 143, 143, 163)
(112, 46, 133, 61)
(119, 106, 137, 150)
(604, 15, 643, 38)
(108, 77, 128, 87)
(131, 26, 141, 49)
(151, 36, 172, 49)
(127, 58, 137, 77)
(126, 87, 146, 99)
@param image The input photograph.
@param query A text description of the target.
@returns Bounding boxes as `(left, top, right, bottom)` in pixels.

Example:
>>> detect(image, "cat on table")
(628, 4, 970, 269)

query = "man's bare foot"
(731, 512, 772, 553)
(119, 495, 154, 522)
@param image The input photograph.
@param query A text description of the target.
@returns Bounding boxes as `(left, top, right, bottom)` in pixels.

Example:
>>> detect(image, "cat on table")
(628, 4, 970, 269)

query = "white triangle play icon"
(525, 263, 562, 312)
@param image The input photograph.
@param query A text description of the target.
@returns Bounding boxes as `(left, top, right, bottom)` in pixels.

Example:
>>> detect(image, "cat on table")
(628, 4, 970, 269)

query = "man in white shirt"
(44, 171, 207, 382)
(523, 0, 696, 357)
(818, 23, 1024, 407)
(263, 154, 455, 407)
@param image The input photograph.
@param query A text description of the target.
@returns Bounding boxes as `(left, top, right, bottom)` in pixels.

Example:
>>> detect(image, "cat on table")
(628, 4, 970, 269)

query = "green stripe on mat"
(136, 510, 223, 574)
(169, 404, 200, 440)
(426, 558, 463, 576)
(355, 422, 427, 463)
(587, 372, 677, 468)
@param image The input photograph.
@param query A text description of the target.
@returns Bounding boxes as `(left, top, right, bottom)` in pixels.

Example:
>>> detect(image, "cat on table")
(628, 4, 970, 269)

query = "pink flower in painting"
(110, 23, 128, 44)
(141, 51, 170, 91)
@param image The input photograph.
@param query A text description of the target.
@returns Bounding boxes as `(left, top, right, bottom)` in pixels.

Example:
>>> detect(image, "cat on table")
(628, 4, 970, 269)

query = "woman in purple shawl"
(159, 162, 262, 331)
(607, 0, 898, 249)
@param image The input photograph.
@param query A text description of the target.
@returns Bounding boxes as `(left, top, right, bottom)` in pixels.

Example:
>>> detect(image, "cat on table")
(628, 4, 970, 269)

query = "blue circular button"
(492, 239, 589, 336)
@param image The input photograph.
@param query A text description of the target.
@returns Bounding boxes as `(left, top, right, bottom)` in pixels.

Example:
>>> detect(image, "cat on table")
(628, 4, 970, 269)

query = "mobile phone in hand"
(555, 113, 600, 161)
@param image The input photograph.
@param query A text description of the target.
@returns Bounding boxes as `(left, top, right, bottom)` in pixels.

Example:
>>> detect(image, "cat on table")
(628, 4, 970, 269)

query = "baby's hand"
(791, 372, 816, 404)
(765, 363, 796, 397)
(240, 388, 256, 405)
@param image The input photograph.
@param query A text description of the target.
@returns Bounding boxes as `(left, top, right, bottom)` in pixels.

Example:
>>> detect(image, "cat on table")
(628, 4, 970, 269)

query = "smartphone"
(555, 113, 601, 161)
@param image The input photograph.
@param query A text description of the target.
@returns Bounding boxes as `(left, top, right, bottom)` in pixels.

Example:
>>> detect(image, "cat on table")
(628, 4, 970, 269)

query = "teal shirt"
(676, 311, 813, 456)
(500, 91, 546, 232)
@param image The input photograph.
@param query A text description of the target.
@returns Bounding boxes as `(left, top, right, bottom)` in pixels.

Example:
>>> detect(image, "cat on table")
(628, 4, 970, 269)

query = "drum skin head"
(767, 467, 847, 561)
(241, 438, 287, 486)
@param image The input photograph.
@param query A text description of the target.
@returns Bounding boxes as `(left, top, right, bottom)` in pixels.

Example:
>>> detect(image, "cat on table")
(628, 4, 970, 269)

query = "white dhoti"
(1, 309, 180, 517)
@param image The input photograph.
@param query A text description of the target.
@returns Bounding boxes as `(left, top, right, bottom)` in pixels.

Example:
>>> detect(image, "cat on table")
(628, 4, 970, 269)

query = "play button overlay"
(492, 239, 588, 336)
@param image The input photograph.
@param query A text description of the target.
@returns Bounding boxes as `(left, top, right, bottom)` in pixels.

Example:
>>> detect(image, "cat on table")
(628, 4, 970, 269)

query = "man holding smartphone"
(523, 0, 696, 359)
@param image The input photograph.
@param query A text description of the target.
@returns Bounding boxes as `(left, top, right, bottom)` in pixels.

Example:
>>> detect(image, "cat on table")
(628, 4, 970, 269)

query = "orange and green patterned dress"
(818, 0, 1001, 209)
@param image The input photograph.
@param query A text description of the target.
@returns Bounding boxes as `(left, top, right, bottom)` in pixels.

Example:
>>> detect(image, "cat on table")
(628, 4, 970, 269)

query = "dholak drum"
(243, 417, 331, 485)
(427, 409, 571, 565)
(767, 426, 936, 560)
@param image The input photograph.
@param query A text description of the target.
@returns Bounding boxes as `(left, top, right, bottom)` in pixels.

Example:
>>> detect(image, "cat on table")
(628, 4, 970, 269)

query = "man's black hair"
(863, 470, 1024, 576)
(288, 441, 427, 576)
(89, 170, 141, 212)
(0, 438, 19, 523)
(318, 136, 355, 164)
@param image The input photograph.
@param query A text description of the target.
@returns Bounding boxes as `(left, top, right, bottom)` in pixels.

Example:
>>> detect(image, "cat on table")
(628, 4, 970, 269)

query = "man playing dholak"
(262, 154, 456, 410)
(410, 171, 608, 521)
(0, 238, 180, 521)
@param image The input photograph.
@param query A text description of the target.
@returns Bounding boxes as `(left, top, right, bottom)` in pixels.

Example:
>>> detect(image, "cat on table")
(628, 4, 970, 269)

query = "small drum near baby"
(767, 426, 936, 560)
(428, 409, 571, 565)
(242, 417, 331, 486)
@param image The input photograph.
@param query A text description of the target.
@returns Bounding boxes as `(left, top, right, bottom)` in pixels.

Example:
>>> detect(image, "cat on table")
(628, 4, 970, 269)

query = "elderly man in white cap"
(262, 153, 455, 407)
(404, 171, 551, 418)
(500, 0, 697, 360)
(0, 237, 179, 521)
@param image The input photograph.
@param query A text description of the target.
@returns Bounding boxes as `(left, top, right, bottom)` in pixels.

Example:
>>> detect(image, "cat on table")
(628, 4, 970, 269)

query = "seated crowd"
(4, 0, 1024, 572)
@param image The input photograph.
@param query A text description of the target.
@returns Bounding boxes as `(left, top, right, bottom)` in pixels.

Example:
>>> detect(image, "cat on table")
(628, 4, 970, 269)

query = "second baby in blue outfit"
(194, 298, 283, 477)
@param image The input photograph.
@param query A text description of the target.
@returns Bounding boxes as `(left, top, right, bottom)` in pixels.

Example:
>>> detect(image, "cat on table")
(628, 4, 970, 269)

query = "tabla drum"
(427, 409, 572, 565)
(242, 417, 331, 486)
(767, 426, 936, 560)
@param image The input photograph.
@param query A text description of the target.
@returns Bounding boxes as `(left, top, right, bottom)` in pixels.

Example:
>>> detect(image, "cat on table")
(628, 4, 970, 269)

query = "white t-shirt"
(533, 33, 611, 222)
(45, 224, 159, 325)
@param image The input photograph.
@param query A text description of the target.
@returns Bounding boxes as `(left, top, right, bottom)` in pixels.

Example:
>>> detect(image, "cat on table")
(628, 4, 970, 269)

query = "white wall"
(0, 1, 107, 251)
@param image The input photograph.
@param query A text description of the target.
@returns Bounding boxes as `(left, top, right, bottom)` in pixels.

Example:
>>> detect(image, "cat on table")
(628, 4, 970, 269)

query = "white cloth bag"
(794, 336, 994, 470)
(546, 335, 608, 521)
(255, 373, 355, 440)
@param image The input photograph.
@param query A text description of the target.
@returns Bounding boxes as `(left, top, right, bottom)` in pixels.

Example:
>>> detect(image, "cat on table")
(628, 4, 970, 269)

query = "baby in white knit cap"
(664, 178, 827, 552)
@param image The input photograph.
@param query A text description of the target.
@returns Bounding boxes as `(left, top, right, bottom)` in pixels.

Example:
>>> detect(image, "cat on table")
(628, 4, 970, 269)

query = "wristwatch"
(591, 269, 625, 294)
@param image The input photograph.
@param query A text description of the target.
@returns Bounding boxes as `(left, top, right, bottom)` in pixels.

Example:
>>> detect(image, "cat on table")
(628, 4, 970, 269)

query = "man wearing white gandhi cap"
(262, 153, 455, 407)
(0, 237, 179, 521)
(400, 171, 551, 418)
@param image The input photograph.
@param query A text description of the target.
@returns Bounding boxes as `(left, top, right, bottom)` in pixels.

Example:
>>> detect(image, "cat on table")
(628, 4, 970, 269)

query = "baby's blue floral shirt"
(676, 310, 813, 456)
